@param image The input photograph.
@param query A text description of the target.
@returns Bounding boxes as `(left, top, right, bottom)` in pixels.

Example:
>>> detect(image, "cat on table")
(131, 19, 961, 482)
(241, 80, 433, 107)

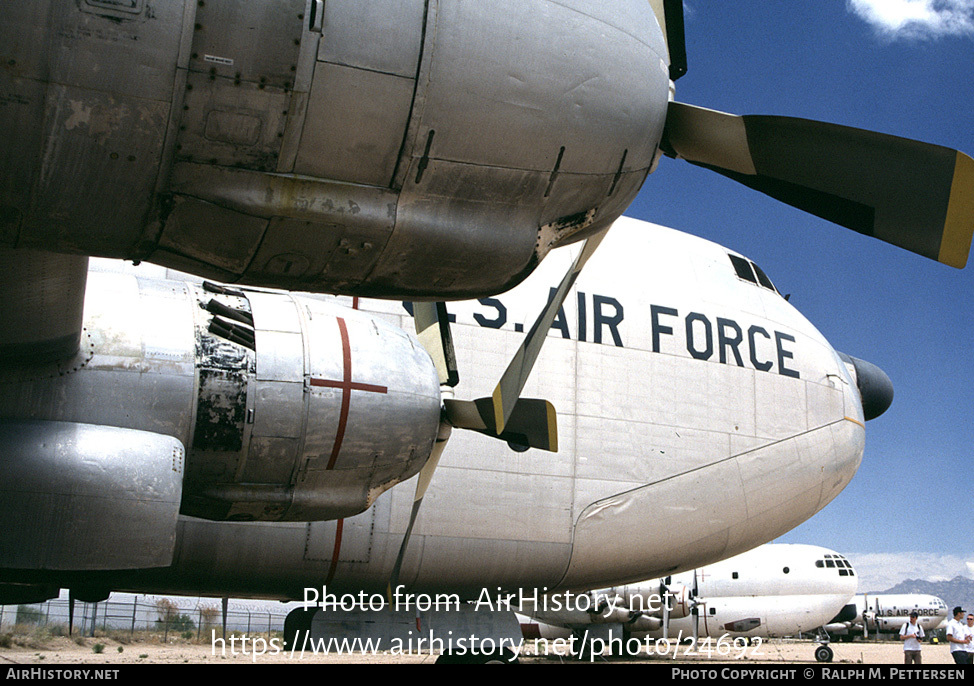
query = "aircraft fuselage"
(524, 544, 859, 640)
(0, 218, 869, 601)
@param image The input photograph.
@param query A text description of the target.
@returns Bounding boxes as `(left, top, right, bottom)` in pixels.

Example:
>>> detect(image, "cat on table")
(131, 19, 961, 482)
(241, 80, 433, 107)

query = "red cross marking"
(310, 317, 388, 470)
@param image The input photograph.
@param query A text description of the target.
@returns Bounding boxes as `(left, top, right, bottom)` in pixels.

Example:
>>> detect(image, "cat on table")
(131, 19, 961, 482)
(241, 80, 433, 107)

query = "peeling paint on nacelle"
(0, 271, 442, 529)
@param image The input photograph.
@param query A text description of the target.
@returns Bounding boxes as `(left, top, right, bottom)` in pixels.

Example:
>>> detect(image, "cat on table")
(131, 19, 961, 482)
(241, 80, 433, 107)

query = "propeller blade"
(388, 422, 453, 601)
(492, 230, 608, 434)
(388, 256, 579, 595)
(411, 302, 459, 387)
(661, 578, 671, 640)
(648, 0, 687, 81)
(384, 301, 456, 600)
(444, 397, 557, 452)
(662, 101, 974, 268)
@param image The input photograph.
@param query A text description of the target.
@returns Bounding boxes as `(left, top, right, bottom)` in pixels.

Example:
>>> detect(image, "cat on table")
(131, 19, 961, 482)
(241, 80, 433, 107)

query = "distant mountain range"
(873, 576, 974, 613)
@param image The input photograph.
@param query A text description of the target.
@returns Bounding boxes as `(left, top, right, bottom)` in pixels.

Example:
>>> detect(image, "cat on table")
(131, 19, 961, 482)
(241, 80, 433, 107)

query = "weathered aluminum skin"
(0, 420, 184, 570)
(0, 248, 88, 363)
(1, 219, 866, 599)
(0, 0, 669, 298)
(0, 271, 442, 536)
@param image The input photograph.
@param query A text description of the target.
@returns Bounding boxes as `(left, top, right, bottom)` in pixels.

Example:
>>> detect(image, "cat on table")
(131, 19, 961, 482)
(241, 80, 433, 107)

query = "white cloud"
(847, 552, 974, 590)
(847, 0, 974, 39)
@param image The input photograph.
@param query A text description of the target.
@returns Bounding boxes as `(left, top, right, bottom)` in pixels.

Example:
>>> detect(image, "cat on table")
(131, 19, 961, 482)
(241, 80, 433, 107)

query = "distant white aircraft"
(825, 593, 949, 639)
(520, 544, 858, 663)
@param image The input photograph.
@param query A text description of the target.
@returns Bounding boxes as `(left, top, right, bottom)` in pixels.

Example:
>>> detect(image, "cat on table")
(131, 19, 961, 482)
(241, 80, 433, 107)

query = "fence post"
(131, 598, 137, 637)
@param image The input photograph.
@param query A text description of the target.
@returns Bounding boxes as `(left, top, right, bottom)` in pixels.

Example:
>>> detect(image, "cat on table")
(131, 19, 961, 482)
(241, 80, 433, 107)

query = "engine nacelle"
(628, 615, 663, 632)
(0, 420, 184, 570)
(0, 271, 441, 536)
(598, 581, 694, 620)
(1, 0, 668, 299)
(663, 583, 694, 620)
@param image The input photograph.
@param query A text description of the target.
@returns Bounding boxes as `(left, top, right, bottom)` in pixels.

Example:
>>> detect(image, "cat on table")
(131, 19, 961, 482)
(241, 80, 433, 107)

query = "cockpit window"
(816, 556, 855, 575)
(728, 255, 780, 295)
(751, 262, 776, 291)
(729, 255, 757, 283)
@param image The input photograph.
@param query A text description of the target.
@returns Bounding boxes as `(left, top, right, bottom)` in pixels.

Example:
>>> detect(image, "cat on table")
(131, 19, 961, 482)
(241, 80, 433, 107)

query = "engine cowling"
(0, 271, 442, 544)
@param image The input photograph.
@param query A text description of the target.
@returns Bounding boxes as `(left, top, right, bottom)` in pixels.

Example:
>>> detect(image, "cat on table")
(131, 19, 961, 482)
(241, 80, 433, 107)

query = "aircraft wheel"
(621, 634, 642, 657)
(815, 644, 834, 663)
(282, 607, 317, 651)
(435, 649, 518, 664)
(572, 635, 613, 662)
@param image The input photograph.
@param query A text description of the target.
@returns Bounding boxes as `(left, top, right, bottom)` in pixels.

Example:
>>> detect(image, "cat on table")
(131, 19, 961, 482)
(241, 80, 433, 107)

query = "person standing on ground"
(965, 613, 974, 664)
(898, 610, 924, 664)
(946, 606, 972, 665)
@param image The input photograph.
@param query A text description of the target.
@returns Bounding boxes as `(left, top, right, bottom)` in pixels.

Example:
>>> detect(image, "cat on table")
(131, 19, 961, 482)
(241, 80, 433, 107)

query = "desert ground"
(0, 631, 962, 665)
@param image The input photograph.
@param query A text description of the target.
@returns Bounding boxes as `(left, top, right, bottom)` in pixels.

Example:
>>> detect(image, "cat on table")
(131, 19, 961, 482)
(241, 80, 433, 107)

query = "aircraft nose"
(839, 353, 894, 420)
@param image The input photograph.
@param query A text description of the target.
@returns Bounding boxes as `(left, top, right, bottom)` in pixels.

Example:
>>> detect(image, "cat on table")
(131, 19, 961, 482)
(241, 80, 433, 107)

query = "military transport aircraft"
(3, 0, 973, 373)
(519, 543, 859, 663)
(0, 218, 890, 615)
(0, 0, 966, 658)
(825, 593, 949, 640)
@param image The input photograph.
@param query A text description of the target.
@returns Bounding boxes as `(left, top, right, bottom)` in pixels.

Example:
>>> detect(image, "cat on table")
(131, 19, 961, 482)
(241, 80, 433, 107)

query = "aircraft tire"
(815, 645, 834, 663)
(435, 649, 518, 664)
(282, 607, 317, 652)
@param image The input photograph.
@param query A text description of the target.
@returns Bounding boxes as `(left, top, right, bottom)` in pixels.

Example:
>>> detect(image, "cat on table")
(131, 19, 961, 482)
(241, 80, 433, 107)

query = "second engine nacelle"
(0, 271, 442, 525)
(598, 580, 694, 620)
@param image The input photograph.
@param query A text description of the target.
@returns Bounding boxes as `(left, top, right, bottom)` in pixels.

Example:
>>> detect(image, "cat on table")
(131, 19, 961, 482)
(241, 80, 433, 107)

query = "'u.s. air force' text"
(408, 291, 800, 378)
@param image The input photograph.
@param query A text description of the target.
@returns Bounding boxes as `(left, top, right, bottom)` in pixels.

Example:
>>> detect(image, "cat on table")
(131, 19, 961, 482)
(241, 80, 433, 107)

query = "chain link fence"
(0, 596, 291, 641)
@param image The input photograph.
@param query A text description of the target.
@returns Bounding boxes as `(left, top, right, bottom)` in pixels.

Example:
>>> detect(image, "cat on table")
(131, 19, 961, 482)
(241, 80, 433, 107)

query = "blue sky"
(626, 1, 974, 590)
